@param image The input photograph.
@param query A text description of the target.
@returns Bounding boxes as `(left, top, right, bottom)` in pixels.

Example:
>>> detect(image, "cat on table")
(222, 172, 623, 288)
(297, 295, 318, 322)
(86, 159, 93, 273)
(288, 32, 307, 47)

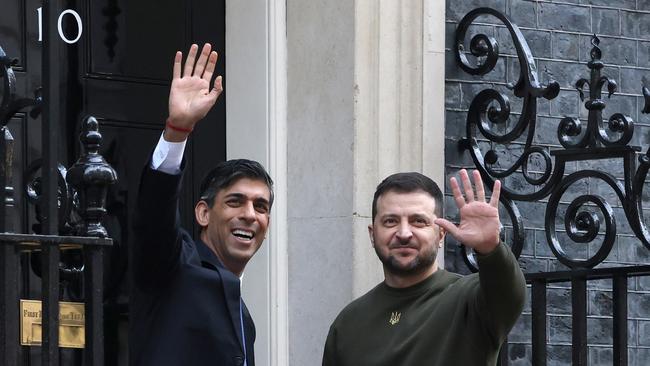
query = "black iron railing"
(0, 3, 116, 364)
(455, 7, 650, 366)
(0, 234, 112, 365)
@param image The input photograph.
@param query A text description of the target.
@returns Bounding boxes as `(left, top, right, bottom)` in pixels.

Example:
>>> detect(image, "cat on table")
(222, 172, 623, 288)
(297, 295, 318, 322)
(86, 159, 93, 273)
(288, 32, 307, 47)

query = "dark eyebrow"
(409, 213, 433, 223)
(410, 213, 428, 218)
(225, 193, 270, 206)
(254, 197, 270, 207)
(224, 193, 246, 200)
(379, 213, 398, 219)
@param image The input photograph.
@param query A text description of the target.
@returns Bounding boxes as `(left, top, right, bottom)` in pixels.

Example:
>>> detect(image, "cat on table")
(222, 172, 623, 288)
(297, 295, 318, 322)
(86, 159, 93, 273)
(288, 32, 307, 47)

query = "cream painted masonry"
(226, 1, 445, 365)
(353, 0, 446, 296)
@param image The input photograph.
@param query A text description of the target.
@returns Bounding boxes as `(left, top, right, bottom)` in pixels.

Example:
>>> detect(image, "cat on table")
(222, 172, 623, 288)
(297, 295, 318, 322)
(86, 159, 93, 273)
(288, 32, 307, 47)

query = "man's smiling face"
(369, 190, 444, 278)
(198, 177, 271, 275)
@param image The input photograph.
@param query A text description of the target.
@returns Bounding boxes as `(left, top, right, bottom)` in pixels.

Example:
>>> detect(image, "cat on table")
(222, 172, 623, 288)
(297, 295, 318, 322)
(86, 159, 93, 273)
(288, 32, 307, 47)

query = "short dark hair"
(371, 172, 443, 221)
(199, 159, 274, 208)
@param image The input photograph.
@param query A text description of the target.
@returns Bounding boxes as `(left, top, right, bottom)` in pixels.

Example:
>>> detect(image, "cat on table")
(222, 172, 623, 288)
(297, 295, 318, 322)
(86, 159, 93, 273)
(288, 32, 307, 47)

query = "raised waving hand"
(166, 43, 223, 140)
(434, 169, 502, 254)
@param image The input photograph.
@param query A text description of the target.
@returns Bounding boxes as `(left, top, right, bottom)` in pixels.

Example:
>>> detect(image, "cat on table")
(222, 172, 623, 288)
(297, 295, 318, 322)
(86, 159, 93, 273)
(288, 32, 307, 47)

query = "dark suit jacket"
(130, 165, 255, 366)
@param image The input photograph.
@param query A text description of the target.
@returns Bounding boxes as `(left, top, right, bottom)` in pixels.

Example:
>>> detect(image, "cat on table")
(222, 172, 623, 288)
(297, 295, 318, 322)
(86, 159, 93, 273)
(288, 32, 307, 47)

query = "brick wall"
(445, 1, 650, 364)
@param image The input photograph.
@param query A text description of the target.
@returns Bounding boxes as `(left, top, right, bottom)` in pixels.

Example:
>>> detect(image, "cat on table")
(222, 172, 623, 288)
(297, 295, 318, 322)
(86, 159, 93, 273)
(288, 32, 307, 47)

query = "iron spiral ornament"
(456, 9, 650, 270)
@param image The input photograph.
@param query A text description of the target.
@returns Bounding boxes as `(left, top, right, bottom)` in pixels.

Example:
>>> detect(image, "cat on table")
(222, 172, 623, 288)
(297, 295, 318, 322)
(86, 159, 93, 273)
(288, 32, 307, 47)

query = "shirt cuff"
(150, 133, 186, 175)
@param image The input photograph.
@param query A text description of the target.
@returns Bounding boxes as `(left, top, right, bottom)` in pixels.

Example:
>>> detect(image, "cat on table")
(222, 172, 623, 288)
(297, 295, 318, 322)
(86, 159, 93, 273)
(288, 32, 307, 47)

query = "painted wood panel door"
(0, 1, 226, 364)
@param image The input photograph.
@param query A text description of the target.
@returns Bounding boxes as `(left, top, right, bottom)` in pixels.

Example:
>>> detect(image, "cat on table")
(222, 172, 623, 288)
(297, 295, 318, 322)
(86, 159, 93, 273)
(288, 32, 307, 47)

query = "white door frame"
(225, 1, 288, 365)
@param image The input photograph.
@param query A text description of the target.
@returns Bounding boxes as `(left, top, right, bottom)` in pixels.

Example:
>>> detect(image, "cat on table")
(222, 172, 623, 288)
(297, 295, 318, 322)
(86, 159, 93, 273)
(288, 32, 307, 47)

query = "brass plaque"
(20, 300, 85, 349)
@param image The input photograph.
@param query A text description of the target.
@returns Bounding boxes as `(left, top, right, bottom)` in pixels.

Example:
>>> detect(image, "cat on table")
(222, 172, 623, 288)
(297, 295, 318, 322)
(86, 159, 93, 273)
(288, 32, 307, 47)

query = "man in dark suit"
(130, 43, 272, 366)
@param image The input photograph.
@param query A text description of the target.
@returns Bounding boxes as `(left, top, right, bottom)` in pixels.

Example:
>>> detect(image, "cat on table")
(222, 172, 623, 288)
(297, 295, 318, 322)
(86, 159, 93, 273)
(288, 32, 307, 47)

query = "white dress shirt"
(150, 133, 186, 174)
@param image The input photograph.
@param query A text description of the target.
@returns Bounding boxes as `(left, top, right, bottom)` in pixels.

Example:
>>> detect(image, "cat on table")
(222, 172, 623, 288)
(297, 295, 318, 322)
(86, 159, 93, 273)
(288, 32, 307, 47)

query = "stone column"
(286, 0, 446, 364)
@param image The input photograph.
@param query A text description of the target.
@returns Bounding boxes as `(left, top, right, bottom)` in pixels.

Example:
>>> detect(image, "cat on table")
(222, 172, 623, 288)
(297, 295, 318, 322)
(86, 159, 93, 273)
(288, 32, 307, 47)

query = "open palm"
(168, 43, 223, 130)
(435, 170, 502, 254)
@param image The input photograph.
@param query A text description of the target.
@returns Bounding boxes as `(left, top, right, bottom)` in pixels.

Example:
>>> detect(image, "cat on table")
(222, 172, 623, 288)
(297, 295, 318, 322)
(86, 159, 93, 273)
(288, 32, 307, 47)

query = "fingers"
(489, 179, 501, 207)
(193, 43, 212, 78)
(210, 75, 223, 97)
(183, 44, 199, 77)
(452, 169, 497, 206)
(179, 44, 220, 83)
(434, 218, 459, 240)
(459, 169, 474, 202)
(202, 51, 219, 83)
(449, 176, 466, 210)
(473, 170, 485, 202)
(172, 51, 182, 80)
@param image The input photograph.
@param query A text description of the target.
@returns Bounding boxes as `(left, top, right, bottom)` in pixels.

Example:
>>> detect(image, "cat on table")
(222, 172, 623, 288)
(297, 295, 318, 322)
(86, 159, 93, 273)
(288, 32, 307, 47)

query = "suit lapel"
(241, 301, 255, 337)
(196, 240, 246, 353)
(220, 270, 246, 352)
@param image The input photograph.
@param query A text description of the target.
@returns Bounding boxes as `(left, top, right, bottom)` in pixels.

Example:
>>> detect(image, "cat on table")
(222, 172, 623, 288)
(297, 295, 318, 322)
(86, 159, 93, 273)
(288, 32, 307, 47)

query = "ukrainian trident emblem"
(389, 311, 401, 325)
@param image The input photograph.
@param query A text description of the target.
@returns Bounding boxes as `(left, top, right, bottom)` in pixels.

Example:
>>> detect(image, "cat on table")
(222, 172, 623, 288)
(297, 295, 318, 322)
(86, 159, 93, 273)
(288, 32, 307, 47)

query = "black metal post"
(42, 0, 61, 364)
(613, 275, 628, 366)
(84, 247, 104, 366)
(571, 278, 588, 366)
(66, 115, 116, 365)
(0, 118, 17, 366)
(0, 244, 19, 365)
(531, 281, 547, 366)
(42, 245, 60, 365)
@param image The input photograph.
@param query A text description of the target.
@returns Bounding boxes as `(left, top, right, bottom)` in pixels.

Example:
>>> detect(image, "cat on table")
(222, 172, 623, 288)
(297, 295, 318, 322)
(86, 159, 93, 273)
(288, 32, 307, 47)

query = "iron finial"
(66, 116, 118, 237)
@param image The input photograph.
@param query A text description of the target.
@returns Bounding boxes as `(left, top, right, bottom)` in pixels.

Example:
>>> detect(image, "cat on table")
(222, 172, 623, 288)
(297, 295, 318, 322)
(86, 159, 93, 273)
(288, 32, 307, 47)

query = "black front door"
(0, 1, 225, 364)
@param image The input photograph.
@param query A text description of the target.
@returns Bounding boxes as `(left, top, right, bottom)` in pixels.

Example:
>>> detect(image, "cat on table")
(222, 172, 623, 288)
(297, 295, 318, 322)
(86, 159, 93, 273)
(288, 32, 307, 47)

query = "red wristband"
(166, 119, 193, 133)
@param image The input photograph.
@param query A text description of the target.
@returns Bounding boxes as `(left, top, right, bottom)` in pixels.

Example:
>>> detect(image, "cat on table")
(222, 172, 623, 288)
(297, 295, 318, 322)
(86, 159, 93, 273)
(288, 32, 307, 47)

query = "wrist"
(164, 119, 191, 142)
(474, 240, 500, 255)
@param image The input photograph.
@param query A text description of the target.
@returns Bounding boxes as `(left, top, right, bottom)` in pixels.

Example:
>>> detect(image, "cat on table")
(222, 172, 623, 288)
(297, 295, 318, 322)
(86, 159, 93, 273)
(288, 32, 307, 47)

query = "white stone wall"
(286, 1, 356, 364)
(226, 1, 288, 365)
(227, 1, 445, 364)
(285, 0, 446, 364)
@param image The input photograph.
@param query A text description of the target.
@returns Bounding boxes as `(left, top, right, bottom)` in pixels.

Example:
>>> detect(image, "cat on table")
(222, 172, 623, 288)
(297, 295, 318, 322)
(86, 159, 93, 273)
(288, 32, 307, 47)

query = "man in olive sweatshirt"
(322, 170, 526, 366)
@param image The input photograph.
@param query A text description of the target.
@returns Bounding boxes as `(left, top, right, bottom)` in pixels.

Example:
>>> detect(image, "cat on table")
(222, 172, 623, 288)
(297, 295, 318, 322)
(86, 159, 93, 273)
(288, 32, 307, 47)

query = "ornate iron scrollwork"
(455, 9, 650, 270)
(455, 8, 559, 270)
(24, 118, 120, 238)
(2, 43, 118, 295)
(26, 116, 117, 295)
(0, 46, 42, 126)
(0, 44, 41, 230)
(24, 160, 74, 235)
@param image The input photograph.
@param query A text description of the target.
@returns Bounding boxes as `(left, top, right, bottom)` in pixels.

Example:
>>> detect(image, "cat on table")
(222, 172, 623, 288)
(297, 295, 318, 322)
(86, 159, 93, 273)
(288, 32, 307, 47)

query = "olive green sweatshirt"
(322, 243, 526, 366)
